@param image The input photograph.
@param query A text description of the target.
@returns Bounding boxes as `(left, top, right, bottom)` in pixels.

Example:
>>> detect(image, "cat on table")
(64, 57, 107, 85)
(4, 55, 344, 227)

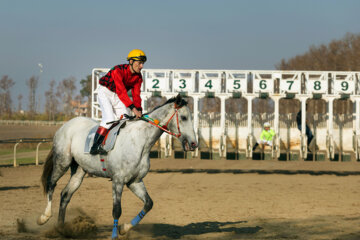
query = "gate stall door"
(332, 99, 355, 161)
(225, 97, 248, 159)
(278, 99, 301, 160)
(198, 96, 221, 159)
(251, 97, 275, 159)
(306, 99, 328, 160)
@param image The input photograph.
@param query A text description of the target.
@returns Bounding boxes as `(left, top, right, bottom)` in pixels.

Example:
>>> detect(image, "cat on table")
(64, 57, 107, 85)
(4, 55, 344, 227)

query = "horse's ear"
(174, 93, 187, 108)
(175, 94, 182, 105)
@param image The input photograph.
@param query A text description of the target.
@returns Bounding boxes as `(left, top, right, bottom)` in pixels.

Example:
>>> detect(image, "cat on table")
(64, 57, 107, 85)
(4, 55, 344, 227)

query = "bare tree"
(27, 76, 39, 116)
(0, 75, 15, 116)
(57, 77, 76, 116)
(276, 32, 360, 71)
(80, 75, 92, 116)
(45, 80, 58, 120)
(17, 94, 23, 112)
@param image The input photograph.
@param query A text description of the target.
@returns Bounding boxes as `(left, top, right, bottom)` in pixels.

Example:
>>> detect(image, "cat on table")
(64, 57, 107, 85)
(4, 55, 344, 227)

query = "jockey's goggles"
(128, 56, 147, 63)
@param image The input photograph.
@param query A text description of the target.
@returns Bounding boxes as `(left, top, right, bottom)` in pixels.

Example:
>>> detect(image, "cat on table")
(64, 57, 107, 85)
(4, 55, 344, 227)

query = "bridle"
(145, 103, 182, 138)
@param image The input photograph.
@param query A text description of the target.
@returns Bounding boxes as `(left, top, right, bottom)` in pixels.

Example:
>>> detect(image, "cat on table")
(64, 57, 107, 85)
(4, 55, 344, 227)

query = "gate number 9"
(341, 81, 348, 91)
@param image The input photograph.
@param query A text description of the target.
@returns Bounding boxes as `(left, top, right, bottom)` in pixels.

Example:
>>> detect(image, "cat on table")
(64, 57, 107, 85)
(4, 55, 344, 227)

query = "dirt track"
(1, 159, 360, 239)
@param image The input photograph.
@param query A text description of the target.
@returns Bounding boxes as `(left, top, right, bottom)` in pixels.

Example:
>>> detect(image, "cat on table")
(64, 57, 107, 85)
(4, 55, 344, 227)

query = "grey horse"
(37, 94, 198, 239)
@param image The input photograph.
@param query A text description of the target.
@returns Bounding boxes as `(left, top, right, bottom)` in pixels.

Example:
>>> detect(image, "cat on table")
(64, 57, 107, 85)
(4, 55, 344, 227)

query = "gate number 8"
(314, 81, 321, 90)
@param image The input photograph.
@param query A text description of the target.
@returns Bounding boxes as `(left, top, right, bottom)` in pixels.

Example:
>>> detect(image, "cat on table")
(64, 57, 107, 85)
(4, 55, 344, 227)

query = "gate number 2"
(152, 79, 159, 89)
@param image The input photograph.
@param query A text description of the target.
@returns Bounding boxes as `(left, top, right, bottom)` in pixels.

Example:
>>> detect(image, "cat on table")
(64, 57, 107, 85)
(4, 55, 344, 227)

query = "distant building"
(70, 100, 89, 117)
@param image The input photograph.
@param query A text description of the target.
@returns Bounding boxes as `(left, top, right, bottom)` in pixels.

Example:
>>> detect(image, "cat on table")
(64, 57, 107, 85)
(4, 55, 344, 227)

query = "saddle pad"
(84, 120, 126, 153)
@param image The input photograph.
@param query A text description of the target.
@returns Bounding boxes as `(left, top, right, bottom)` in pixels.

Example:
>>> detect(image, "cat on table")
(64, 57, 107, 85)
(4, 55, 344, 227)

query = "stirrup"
(90, 146, 107, 155)
(98, 146, 108, 155)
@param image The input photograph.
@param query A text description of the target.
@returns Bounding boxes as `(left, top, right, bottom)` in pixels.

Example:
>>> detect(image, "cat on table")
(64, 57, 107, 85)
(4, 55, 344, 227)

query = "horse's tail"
(41, 147, 54, 194)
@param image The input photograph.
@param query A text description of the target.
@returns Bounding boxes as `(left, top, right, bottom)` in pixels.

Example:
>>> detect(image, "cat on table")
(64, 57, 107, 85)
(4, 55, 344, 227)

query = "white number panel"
(172, 70, 196, 93)
(253, 72, 274, 93)
(225, 71, 248, 93)
(333, 73, 355, 95)
(144, 70, 170, 92)
(279, 72, 301, 94)
(199, 71, 222, 93)
(306, 72, 328, 94)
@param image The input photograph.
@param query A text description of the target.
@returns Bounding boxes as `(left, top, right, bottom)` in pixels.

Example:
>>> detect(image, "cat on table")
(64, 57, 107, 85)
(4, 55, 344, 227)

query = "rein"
(144, 103, 182, 138)
(108, 103, 183, 138)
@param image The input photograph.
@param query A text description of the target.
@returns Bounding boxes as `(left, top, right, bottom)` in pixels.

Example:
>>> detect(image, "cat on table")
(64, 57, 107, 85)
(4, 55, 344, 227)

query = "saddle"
(84, 120, 127, 154)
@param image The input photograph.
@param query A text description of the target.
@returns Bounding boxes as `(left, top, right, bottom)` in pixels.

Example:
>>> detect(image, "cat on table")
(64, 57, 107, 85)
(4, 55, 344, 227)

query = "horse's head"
(173, 94, 198, 151)
(158, 94, 198, 151)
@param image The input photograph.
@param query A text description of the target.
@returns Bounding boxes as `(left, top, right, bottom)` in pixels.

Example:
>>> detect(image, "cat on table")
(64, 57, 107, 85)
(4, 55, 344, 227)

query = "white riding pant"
(97, 85, 130, 129)
(259, 139, 272, 146)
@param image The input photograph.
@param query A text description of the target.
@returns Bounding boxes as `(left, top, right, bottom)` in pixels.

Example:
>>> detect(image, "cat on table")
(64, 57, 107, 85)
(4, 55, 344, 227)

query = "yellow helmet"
(127, 49, 147, 62)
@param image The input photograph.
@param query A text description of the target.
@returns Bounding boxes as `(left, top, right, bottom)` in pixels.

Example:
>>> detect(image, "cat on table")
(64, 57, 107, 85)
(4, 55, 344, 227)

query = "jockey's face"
(130, 60, 144, 74)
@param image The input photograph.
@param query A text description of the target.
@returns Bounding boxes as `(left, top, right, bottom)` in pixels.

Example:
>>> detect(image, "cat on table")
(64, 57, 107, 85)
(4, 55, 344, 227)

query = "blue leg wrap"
(131, 210, 146, 226)
(111, 219, 118, 239)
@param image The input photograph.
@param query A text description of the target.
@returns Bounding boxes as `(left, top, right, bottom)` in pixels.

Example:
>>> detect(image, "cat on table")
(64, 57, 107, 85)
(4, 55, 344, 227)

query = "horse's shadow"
(133, 221, 262, 239)
(0, 186, 33, 191)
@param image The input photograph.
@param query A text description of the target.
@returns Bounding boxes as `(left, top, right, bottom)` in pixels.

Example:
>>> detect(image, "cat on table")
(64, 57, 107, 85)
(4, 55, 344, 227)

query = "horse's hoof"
(37, 214, 51, 225)
(119, 223, 132, 235)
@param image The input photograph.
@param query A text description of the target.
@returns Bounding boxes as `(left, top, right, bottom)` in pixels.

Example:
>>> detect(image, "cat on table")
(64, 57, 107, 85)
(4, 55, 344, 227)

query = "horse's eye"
(181, 116, 187, 121)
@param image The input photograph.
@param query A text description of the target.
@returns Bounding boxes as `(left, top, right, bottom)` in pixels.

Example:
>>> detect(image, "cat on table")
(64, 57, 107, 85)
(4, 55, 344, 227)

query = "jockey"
(252, 122, 275, 151)
(90, 49, 146, 155)
(259, 122, 275, 146)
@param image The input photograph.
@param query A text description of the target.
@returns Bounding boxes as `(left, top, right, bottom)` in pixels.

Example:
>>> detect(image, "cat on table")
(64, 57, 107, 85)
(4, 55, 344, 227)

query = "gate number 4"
(205, 80, 213, 89)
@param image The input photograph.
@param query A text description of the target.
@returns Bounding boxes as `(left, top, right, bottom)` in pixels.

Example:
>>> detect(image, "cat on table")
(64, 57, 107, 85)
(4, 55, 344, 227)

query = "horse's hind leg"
(120, 180, 153, 235)
(58, 161, 86, 226)
(38, 149, 72, 225)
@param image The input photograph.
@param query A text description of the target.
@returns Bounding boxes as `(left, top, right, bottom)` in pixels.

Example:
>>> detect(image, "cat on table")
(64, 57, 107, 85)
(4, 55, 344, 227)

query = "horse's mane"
(145, 95, 188, 115)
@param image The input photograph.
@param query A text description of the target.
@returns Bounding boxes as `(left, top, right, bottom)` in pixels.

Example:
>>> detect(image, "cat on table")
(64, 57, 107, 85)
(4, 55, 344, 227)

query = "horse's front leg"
(120, 180, 153, 235)
(111, 179, 124, 240)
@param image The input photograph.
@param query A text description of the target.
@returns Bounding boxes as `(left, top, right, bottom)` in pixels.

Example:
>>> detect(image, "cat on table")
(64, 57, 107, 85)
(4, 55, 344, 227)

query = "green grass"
(0, 157, 45, 166)
(0, 145, 51, 156)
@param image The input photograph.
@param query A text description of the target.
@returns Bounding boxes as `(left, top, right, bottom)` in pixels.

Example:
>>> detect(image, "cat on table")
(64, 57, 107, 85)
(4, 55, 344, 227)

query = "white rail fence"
(0, 138, 52, 167)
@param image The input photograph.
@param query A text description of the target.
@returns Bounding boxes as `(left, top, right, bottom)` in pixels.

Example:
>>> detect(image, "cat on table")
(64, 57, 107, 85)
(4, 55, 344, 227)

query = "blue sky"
(0, 0, 359, 111)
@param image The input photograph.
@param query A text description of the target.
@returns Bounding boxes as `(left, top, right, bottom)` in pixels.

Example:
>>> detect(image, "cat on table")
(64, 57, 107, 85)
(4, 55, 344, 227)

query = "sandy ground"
(0, 159, 360, 240)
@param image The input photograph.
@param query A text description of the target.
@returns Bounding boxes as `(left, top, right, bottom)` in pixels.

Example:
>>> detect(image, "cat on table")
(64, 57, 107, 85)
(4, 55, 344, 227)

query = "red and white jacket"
(99, 64, 142, 110)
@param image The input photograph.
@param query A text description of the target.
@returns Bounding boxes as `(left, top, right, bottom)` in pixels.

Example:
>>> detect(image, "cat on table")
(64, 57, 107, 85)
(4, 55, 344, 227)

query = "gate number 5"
(233, 80, 240, 89)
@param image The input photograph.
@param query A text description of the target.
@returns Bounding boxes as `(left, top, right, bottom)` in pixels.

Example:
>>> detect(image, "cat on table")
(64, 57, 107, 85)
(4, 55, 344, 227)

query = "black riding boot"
(252, 142, 259, 151)
(90, 127, 108, 155)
